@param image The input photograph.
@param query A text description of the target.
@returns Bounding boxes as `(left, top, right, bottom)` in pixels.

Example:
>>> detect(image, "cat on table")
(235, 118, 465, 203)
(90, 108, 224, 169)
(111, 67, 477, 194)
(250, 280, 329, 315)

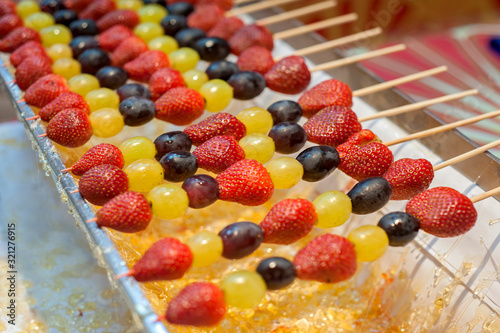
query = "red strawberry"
(0, 27, 41, 53)
(96, 9, 139, 31)
(337, 129, 394, 181)
(148, 67, 186, 101)
(0, 0, 16, 16)
(186, 4, 224, 32)
(260, 198, 317, 245)
(303, 106, 362, 147)
(125, 237, 193, 282)
(406, 187, 477, 238)
(79, 0, 116, 20)
(207, 16, 244, 40)
(79, 164, 128, 206)
(123, 50, 171, 82)
(193, 135, 245, 174)
(155, 87, 205, 125)
(95, 191, 152, 233)
(265, 56, 311, 95)
(196, 0, 233, 11)
(46, 108, 93, 147)
(110, 35, 147, 67)
(183, 113, 246, 146)
(236, 46, 275, 75)
(229, 24, 274, 56)
(293, 234, 357, 283)
(64, 0, 93, 13)
(384, 158, 434, 201)
(98, 25, 133, 52)
(67, 143, 124, 176)
(15, 55, 53, 90)
(165, 282, 226, 327)
(0, 14, 23, 39)
(10, 41, 49, 68)
(39, 91, 89, 122)
(25, 74, 70, 108)
(298, 79, 353, 118)
(216, 159, 274, 206)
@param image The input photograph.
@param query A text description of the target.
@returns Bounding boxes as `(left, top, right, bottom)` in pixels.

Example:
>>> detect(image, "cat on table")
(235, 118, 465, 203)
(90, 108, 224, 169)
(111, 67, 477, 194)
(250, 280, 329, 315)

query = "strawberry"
(383, 158, 434, 201)
(337, 129, 394, 181)
(298, 79, 353, 118)
(216, 159, 274, 206)
(165, 282, 226, 327)
(25, 74, 70, 108)
(79, 164, 128, 206)
(148, 67, 186, 101)
(110, 35, 148, 67)
(67, 143, 124, 176)
(0, 14, 23, 39)
(46, 108, 93, 147)
(98, 25, 133, 52)
(15, 55, 53, 90)
(10, 41, 49, 68)
(183, 113, 246, 146)
(265, 56, 311, 95)
(0, 27, 41, 53)
(303, 106, 362, 147)
(0, 0, 16, 16)
(236, 46, 275, 75)
(79, 0, 116, 21)
(125, 237, 193, 282)
(186, 4, 224, 32)
(229, 24, 274, 56)
(123, 50, 171, 82)
(260, 198, 317, 245)
(95, 191, 152, 233)
(155, 87, 205, 125)
(39, 91, 89, 122)
(193, 135, 245, 174)
(96, 9, 139, 31)
(293, 234, 357, 283)
(405, 187, 477, 238)
(207, 16, 244, 40)
(196, 0, 233, 11)
(64, 0, 93, 13)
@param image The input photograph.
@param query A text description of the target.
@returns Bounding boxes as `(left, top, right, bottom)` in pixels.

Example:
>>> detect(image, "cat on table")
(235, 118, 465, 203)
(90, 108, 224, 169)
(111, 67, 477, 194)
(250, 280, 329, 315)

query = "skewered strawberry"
(79, 164, 128, 206)
(110, 35, 148, 67)
(15, 55, 52, 90)
(123, 50, 171, 82)
(0, 14, 23, 39)
(155, 87, 205, 125)
(383, 158, 434, 201)
(96, 9, 139, 31)
(148, 67, 186, 101)
(298, 79, 353, 118)
(229, 24, 274, 56)
(98, 25, 134, 52)
(79, 0, 116, 21)
(65, 143, 124, 176)
(25, 74, 70, 108)
(39, 92, 89, 122)
(46, 108, 93, 148)
(0, 27, 41, 53)
(264, 56, 311, 95)
(207, 16, 244, 40)
(184, 113, 246, 146)
(192, 135, 245, 174)
(237, 46, 275, 75)
(10, 41, 50, 68)
(187, 3, 225, 32)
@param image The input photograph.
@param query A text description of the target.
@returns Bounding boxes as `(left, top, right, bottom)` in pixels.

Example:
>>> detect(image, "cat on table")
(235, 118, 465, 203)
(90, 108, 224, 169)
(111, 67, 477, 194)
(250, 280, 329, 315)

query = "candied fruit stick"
(433, 138, 500, 172)
(255, 0, 336, 26)
(226, 0, 302, 17)
(274, 13, 359, 40)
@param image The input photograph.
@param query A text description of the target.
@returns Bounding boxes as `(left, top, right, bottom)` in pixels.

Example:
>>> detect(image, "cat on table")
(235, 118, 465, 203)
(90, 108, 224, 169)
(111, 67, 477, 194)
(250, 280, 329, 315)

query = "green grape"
(68, 74, 100, 97)
(89, 108, 124, 138)
(85, 88, 120, 113)
(147, 183, 189, 219)
(52, 57, 81, 80)
(265, 157, 303, 189)
(182, 69, 208, 91)
(347, 225, 389, 262)
(126, 159, 165, 193)
(238, 133, 274, 164)
(117, 0, 143, 10)
(46, 43, 73, 61)
(148, 35, 178, 55)
(119, 136, 157, 165)
(16, 0, 40, 19)
(236, 107, 273, 134)
(169, 47, 199, 73)
(24, 12, 54, 31)
(40, 24, 72, 47)
(220, 270, 267, 308)
(133, 22, 163, 43)
(313, 191, 352, 228)
(138, 4, 167, 24)
(186, 231, 223, 267)
(199, 79, 233, 112)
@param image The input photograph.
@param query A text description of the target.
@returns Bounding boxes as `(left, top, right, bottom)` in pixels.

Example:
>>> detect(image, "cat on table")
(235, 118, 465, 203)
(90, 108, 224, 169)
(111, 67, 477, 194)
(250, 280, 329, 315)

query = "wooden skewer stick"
(433, 138, 500, 172)
(352, 66, 448, 97)
(471, 186, 500, 203)
(234, 0, 255, 5)
(273, 13, 358, 40)
(227, 0, 302, 17)
(256, 0, 336, 26)
(358, 89, 478, 122)
(383, 109, 500, 147)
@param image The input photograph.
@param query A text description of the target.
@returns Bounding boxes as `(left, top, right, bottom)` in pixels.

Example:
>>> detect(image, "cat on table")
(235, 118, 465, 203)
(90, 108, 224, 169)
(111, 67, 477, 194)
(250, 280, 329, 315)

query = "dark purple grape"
(175, 28, 206, 48)
(154, 131, 192, 161)
(378, 212, 420, 247)
(159, 151, 198, 182)
(78, 48, 110, 75)
(205, 60, 239, 81)
(296, 146, 340, 182)
(227, 71, 266, 100)
(182, 174, 219, 209)
(160, 15, 188, 37)
(118, 97, 156, 126)
(116, 83, 152, 101)
(218, 222, 263, 259)
(256, 257, 296, 290)
(194, 37, 230, 62)
(347, 177, 392, 215)
(144, 0, 167, 6)
(268, 122, 307, 154)
(69, 19, 99, 37)
(96, 66, 128, 90)
(267, 100, 303, 125)
(166, 2, 194, 16)
(40, 0, 65, 14)
(53, 9, 78, 26)
(69, 36, 99, 59)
